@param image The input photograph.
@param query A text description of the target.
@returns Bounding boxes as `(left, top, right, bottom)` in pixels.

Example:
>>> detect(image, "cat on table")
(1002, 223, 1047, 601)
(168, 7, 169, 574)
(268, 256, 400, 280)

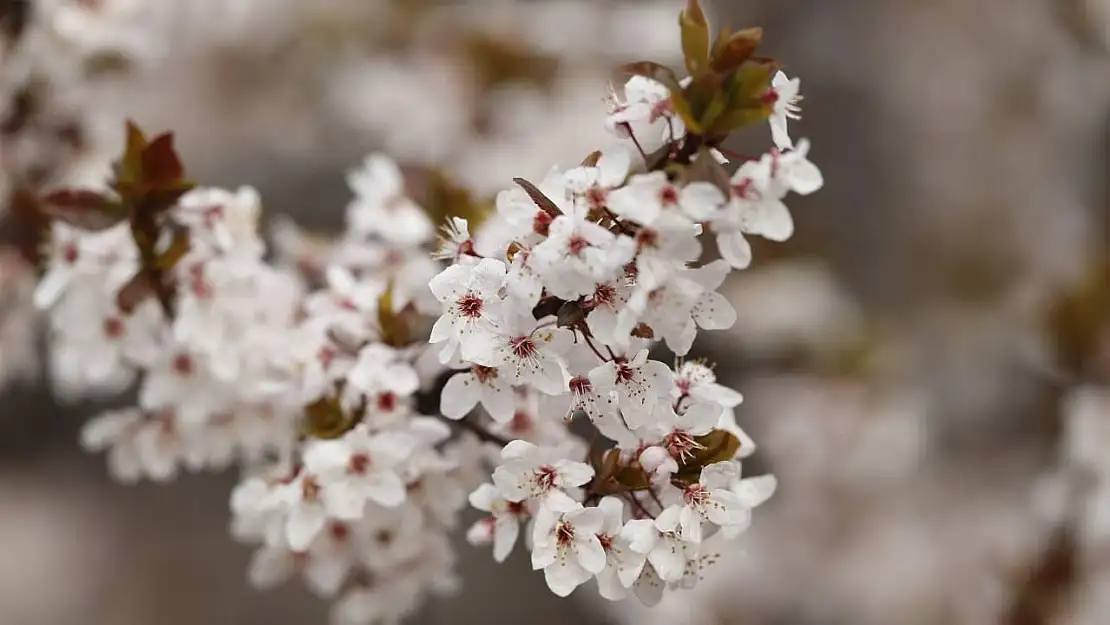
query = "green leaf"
(377, 283, 412, 348)
(302, 395, 357, 440)
(709, 59, 778, 133)
(117, 120, 148, 189)
(669, 91, 702, 134)
(675, 429, 741, 483)
(155, 225, 191, 270)
(680, 0, 711, 76)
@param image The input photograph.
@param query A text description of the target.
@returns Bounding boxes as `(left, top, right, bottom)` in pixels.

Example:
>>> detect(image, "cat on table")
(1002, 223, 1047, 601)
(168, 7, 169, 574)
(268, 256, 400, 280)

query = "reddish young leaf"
(115, 270, 155, 314)
(616, 61, 683, 93)
(141, 133, 186, 189)
(512, 177, 563, 218)
(710, 27, 763, 73)
(40, 189, 128, 231)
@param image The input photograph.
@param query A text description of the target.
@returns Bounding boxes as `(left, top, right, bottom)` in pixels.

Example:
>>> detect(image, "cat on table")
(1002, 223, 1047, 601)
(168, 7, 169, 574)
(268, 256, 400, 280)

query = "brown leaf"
(512, 177, 563, 218)
(115, 270, 155, 314)
(141, 133, 186, 189)
(684, 147, 732, 195)
(302, 395, 357, 440)
(40, 189, 128, 231)
(675, 429, 741, 483)
(556, 300, 586, 328)
(710, 27, 763, 73)
(0, 0, 32, 50)
(616, 61, 683, 93)
(1, 186, 50, 266)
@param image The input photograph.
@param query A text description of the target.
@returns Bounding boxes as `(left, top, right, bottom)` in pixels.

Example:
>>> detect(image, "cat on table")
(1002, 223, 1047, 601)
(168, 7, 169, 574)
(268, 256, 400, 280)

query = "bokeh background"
(2, 1, 1110, 624)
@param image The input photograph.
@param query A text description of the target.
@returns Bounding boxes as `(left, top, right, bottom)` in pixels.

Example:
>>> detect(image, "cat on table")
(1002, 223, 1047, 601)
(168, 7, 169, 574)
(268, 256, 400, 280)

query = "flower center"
(592, 283, 616, 306)
(329, 521, 350, 542)
(567, 234, 590, 256)
(349, 453, 371, 475)
(569, 376, 592, 396)
(586, 187, 607, 210)
(510, 336, 538, 360)
(62, 243, 78, 264)
(535, 465, 558, 491)
(636, 228, 659, 249)
(533, 211, 553, 236)
(301, 475, 322, 501)
(102, 316, 124, 339)
(732, 178, 755, 200)
(473, 365, 498, 384)
(659, 185, 679, 205)
(510, 411, 533, 436)
(172, 353, 194, 376)
(456, 293, 483, 318)
(555, 521, 575, 546)
(598, 534, 614, 552)
(649, 99, 672, 123)
(376, 392, 397, 412)
(664, 429, 703, 461)
(614, 360, 635, 384)
(683, 484, 709, 508)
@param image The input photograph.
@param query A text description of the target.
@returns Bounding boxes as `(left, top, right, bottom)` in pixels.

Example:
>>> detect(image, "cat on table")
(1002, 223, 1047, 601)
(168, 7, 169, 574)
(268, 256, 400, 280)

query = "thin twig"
(441, 413, 512, 447)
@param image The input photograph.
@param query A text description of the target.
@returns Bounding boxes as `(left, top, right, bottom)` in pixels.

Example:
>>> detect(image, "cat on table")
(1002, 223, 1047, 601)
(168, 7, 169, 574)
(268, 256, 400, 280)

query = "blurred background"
(1, 0, 1110, 624)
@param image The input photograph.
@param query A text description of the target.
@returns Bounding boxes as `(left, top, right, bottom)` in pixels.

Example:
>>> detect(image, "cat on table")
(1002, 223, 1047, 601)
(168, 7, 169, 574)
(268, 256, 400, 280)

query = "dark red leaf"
(512, 177, 562, 218)
(115, 270, 155, 314)
(141, 133, 185, 188)
(40, 189, 127, 231)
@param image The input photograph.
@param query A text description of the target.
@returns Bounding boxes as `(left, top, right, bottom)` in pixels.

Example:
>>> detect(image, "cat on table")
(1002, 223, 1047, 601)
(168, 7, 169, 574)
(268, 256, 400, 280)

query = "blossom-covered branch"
(21, 0, 823, 622)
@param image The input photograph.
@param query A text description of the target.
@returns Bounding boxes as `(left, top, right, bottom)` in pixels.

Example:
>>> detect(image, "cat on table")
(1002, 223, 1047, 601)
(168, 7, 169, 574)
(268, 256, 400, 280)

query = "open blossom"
(492, 440, 594, 506)
(440, 364, 516, 422)
(532, 203, 636, 300)
(466, 483, 530, 563)
(588, 348, 674, 429)
(768, 71, 802, 150)
(302, 425, 417, 520)
(486, 313, 574, 394)
(594, 496, 650, 601)
(428, 258, 506, 364)
(622, 506, 699, 584)
(676, 462, 751, 543)
(531, 497, 607, 597)
(345, 154, 433, 246)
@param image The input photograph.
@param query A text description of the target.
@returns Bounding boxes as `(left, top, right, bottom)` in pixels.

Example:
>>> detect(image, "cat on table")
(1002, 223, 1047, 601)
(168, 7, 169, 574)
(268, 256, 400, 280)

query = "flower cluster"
(42, 181, 303, 479)
(434, 57, 817, 597)
(22, 0, 824, 620)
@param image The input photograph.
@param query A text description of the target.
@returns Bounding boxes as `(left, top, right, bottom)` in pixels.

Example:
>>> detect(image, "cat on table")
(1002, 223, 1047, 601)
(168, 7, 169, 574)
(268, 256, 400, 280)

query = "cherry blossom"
(531, 497, 608, 597)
